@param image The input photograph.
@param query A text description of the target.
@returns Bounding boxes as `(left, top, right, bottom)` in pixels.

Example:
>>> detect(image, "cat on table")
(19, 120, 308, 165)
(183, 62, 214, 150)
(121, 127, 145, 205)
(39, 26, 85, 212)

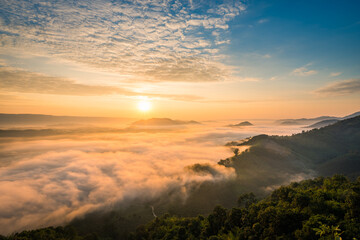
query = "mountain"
(304, 111, 360, 129)
(227, 121, 253, 127)
(0, 113, 130, 127)
(6, 175, 360, 240)
(221, 116, 360, 179)
(342, 111, 360, 119)
(127, 176, 360, 240)
(304, 119, 339, 128)
(277, 116, 337, 125)
(131, 118, 200, 126)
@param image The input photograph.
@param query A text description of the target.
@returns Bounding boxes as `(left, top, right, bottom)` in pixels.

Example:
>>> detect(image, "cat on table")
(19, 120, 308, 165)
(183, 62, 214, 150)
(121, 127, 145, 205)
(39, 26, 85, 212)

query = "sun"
(137, 100, 151, 112)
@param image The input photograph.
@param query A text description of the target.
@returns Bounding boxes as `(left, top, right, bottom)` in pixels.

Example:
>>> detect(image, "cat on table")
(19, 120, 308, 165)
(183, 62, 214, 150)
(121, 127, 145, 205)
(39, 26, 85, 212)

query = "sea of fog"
(0, 119, 304, 234)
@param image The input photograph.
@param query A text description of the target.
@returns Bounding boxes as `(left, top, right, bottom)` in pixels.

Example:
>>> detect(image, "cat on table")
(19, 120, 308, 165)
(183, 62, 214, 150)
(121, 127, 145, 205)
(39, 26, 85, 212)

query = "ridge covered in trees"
(2, 175, 360, 239)
(221, 116, 360, 180)
(129, 175, 360, 240)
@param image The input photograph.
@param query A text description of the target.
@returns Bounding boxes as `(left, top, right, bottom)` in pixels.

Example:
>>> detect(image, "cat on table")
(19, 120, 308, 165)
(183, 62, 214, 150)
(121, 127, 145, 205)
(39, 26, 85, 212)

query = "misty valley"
(0, 113, 359, 239)
(1, 0, 360, 239)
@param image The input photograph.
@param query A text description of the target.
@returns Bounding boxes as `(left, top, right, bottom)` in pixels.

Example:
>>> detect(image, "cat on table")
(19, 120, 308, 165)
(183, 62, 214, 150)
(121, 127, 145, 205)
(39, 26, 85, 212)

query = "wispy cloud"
(258, 19, 269, 24)
(314, 78, 360, 96)
(291, 66, 318, 76)
(0, 66, 202, 101)
(269, 76, 277, 81)
(330, 72, 342, 77)
(0, 0, 246, 82)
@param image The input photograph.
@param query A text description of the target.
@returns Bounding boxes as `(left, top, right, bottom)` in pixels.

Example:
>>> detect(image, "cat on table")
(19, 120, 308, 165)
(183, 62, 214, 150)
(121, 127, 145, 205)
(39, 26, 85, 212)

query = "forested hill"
(129, 175, 360, 240)
(220, 116, 360, 179)
(3, 175, 360, 239)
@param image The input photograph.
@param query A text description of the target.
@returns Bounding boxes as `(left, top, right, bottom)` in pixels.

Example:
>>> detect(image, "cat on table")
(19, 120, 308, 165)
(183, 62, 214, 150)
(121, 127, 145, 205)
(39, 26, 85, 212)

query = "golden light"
(137, 100, 151, 112)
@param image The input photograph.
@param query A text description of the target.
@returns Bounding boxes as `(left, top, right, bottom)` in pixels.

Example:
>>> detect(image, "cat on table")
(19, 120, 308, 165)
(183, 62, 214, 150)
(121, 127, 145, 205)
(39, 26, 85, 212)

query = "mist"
(0, 120, 304, 235)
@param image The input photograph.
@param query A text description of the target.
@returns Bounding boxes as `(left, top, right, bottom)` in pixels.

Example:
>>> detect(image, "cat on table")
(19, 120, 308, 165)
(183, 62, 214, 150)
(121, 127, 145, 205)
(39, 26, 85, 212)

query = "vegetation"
(2, 175, 360, 240)
(129, 175, 360, 240)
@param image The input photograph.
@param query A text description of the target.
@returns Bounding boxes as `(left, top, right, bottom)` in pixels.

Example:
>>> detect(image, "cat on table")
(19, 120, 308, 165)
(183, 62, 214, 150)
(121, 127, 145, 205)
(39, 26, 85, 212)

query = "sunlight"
(137, 100, 151, 112)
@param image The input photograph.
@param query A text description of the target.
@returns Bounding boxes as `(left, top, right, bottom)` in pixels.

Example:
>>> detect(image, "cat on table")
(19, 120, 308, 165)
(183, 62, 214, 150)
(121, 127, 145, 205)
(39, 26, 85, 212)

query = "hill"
(221, 116, 360, 180)
(0, 113, 128, 125)
(305, 111, 360, 129)
(227, 121, 253, 127)
(128, 175, 360, 240)
(305, 119, 339, 128)
(342, 111, 360, 119)
(3, 175, 360, 240)
(277, 116, 337, 125)
(131, 118, 200, 126)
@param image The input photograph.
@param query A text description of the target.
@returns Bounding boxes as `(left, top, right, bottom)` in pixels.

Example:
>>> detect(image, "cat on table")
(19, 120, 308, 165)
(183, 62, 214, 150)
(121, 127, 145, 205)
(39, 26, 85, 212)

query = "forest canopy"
(2, 175, 360, 240)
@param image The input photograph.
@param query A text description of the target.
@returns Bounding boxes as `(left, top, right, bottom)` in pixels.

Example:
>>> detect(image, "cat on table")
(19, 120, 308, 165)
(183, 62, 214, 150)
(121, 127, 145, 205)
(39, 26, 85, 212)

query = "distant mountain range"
(227, 121, 253, 127)
(277, 116, 338, 125)
(0, 114, 200, 127)
(276, 111, 360, 127)
(304, 111, 360, 128)
(0, 113, 130, 126)
(130, 118, 200, 126)
(304, 119, 339, 128)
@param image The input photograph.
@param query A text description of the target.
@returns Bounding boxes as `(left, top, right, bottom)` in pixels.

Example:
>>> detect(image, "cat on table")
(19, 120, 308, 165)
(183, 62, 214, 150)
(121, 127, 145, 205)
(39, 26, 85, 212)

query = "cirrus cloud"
(0, 0, 246, 83)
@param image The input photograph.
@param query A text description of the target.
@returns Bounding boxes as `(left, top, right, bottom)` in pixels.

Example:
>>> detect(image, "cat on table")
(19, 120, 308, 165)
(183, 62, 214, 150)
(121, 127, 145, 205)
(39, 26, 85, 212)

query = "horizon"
(1, 110, 359, 121)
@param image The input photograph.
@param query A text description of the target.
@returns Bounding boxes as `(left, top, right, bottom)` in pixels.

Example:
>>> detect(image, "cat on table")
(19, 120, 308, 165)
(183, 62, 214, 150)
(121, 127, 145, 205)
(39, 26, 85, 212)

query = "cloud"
(269, 76, 277, 81)
(0, 66, 202, 101)
(330, 72, 342, 77)
(0, 119, 308, 235)
(0, 126, 240, 234)
(291, 66, 318, 76)
(0, 67, 131, 96)
(0, 0, 246, 83)
(258, 19, 269, 24)
(314, 78, 360, 96)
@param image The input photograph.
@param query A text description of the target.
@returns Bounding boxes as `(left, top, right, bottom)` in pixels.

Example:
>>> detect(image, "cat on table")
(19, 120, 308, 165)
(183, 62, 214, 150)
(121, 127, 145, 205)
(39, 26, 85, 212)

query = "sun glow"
(137, 100, 151, 112)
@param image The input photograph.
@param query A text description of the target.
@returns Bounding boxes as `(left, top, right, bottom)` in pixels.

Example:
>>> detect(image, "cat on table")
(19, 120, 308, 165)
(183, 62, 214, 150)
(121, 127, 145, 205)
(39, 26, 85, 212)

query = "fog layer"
(0, 121, 303, 234)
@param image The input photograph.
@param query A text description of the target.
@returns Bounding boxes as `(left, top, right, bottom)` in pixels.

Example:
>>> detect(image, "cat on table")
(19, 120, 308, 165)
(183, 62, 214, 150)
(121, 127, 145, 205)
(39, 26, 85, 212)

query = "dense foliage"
(3, 175, 360, 240)
(129, 175, 360, 240)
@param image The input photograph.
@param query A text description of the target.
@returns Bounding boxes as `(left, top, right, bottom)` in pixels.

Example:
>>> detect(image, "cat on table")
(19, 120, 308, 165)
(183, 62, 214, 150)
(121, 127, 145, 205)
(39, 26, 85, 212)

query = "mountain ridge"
(131, 118, 200, 126)
(221, 116, 360, 179)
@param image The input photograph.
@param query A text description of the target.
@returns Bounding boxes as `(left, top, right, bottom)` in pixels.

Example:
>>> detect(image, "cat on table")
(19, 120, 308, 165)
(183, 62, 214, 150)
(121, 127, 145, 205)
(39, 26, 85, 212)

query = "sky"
(0, 0, 359, 120)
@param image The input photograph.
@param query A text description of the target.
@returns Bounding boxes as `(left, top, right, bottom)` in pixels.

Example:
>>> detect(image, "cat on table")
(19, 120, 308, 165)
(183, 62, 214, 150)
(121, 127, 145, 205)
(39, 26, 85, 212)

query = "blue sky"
(226, 0, 360, 79)
(0, 0, 359, 118)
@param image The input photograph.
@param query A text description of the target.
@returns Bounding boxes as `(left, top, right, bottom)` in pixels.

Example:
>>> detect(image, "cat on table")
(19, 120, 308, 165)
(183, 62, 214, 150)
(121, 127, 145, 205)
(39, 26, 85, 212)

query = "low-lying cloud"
(0, 127, 236, 235)
(0, 121, 307, 235)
